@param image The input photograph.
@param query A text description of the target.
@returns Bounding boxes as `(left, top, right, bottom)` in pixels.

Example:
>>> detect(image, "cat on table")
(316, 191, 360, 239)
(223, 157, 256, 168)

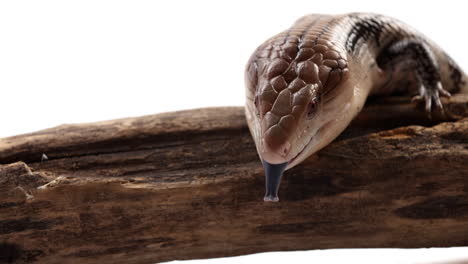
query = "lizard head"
(245, 39, 351, 202)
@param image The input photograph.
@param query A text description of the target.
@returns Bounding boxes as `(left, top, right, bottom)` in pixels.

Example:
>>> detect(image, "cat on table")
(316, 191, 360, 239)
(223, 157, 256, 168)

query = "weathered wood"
(0, 95, 467, 264)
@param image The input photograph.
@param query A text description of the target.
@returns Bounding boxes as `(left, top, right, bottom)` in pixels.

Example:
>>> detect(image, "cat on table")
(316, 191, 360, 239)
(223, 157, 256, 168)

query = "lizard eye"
(307, 98, 318, 118)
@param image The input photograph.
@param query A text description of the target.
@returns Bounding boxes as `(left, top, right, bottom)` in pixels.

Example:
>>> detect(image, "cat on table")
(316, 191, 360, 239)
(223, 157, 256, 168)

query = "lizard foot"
(411, 81, 451, 118)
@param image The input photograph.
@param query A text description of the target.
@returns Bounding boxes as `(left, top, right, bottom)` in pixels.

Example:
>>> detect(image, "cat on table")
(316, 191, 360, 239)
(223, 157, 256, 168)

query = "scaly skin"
(244, 13, 468, 202)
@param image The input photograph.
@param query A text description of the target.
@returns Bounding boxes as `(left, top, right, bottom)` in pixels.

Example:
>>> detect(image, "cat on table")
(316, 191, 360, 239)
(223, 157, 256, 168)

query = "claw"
(437, 82, 451, 97)
(424, 94, 432, 113)
(411, 95, 423, 103)
(414, 82, 450, 119)
(434, 96, 443, 110)
(439, 89, 451, 97)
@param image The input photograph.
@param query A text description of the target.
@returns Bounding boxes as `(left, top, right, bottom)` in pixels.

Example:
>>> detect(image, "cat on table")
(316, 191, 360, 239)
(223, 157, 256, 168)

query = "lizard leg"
(377, 39, 451, 114)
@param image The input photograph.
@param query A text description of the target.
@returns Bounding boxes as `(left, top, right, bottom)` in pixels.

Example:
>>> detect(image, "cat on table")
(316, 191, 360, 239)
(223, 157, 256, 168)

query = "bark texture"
(0, 95, 468, 264)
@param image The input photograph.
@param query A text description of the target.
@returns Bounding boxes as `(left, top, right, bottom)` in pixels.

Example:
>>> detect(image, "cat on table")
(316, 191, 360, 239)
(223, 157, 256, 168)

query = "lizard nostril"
(282, 142, 291, 156)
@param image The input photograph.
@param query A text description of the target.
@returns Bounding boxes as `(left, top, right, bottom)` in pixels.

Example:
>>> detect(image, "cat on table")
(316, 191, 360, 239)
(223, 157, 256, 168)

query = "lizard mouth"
(288, 135, 314, 167)
(287, 120, 333, 168)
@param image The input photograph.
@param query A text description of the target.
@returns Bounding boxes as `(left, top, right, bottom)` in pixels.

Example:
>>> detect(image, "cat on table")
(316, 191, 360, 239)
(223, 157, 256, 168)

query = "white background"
(1, 0, 467, 263)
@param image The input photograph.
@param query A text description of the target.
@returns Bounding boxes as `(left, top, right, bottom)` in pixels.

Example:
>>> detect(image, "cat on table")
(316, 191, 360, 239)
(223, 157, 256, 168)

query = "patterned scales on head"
(245, 32, 349, 156)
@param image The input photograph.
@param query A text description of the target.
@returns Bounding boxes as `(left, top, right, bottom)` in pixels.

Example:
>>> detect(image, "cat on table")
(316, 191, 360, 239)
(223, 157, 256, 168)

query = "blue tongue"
(261, 160, 288, 202)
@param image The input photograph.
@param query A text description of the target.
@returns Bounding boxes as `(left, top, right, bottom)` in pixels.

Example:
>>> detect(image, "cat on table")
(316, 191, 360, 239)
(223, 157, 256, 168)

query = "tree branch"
(1, 95, 467, 264)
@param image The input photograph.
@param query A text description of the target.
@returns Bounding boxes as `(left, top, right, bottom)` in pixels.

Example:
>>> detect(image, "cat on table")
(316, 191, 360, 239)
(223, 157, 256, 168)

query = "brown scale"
(252, 36, 349, 129)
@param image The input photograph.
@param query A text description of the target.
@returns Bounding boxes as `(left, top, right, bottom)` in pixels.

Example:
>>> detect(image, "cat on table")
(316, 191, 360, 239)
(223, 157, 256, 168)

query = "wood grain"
(0, 95, 467, 264)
